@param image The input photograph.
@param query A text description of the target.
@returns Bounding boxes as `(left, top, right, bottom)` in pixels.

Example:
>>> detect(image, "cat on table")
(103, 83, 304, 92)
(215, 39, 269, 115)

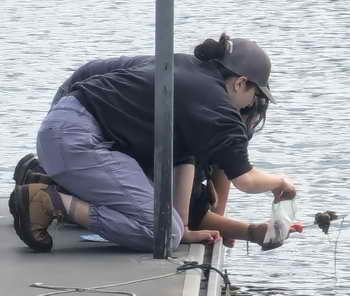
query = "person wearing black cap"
(10, 32, 296, 252)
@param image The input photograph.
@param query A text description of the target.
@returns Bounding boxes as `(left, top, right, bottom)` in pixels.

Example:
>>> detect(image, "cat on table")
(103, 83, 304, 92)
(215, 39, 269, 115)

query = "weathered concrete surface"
(0, 198, 210, 296)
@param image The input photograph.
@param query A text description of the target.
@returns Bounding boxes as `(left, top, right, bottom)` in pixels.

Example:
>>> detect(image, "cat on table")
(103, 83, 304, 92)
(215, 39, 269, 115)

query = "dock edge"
(182, 239, 224, 296)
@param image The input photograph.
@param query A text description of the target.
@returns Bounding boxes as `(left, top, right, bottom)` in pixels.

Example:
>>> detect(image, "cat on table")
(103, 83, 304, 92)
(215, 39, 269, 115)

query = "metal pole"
(153, 0, 174, 259)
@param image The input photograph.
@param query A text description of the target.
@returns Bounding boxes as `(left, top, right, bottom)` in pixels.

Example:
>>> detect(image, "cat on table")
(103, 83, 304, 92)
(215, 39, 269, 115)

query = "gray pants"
(37, 96, 183, 251)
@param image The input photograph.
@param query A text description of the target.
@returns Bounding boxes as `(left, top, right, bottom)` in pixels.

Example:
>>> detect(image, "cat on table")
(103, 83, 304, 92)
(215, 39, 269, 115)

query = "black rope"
(177, 261, 231, 288)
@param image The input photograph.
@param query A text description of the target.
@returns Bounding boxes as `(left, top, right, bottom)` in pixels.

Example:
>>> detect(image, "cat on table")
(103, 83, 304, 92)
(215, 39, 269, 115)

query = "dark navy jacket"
(61, 55, 252, 180)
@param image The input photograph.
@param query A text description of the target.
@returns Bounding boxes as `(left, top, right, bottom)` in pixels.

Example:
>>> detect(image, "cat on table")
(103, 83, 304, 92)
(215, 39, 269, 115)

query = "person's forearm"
(211, 168, 230, 215)
(232, 167, 283, 194)
(173, 164, 195, 226)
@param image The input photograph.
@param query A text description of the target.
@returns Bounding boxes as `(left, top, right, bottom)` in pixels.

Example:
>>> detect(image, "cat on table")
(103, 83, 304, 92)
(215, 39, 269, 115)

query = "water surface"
(1, 1, 349, 295)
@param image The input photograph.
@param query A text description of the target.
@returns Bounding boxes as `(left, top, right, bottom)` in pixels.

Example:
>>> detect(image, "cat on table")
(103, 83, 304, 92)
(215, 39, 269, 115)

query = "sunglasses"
(254, 85, 265, 99)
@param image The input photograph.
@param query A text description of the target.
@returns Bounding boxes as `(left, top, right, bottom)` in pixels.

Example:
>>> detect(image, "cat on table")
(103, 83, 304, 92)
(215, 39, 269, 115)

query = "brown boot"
(9, 153, 53, 218)
(8, 172, 54, 220)
(24, 171, 55, 185)
(13, 153, 45, 185)
(11, 183, 67, 252)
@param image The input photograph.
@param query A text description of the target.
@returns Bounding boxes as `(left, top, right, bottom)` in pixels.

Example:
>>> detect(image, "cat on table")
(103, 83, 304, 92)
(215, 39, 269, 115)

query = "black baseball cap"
(216, 38, 276, 103)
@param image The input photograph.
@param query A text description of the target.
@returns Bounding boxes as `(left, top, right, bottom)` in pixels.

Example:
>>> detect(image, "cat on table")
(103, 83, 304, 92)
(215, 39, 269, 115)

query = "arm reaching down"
(210, 168, 230, 215)
(173, 163, 195, 226)
(232, 167, 296, 200)
(173, 163, 220, 243)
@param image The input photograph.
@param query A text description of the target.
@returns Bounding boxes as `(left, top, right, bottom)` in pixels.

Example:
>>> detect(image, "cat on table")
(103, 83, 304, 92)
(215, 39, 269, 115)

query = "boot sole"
(14, 185, 53, 252)
(8, 189, 16, 217)
(9, 189, 23, 240)
(9, 153, 38, 217)
(13, 153, 38, 185)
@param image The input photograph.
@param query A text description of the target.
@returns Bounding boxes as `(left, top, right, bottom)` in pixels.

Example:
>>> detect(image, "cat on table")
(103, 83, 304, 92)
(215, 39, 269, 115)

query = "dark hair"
(194, 33, 231, 62)
(195, 33, 269, 137)
(240, 97, 269, 139)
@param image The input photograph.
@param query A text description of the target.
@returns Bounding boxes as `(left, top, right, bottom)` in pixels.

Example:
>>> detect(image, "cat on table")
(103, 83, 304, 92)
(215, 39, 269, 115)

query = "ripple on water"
(1, 0, 350, 295)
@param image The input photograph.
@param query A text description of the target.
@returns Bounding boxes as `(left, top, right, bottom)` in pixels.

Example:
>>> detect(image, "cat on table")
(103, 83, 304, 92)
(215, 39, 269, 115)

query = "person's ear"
(233, 76, 248, 91)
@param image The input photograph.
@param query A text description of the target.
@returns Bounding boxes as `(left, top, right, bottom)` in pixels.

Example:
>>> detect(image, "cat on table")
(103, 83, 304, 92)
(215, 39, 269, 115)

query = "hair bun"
(194, 38, 226, 61)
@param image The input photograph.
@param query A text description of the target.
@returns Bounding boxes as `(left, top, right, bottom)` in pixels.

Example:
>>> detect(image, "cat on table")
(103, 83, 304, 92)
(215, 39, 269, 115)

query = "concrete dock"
(0, 198, 224, 296)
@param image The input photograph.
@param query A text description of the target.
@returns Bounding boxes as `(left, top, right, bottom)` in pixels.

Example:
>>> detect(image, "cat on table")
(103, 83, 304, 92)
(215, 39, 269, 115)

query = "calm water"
(1, 1, 349, 295)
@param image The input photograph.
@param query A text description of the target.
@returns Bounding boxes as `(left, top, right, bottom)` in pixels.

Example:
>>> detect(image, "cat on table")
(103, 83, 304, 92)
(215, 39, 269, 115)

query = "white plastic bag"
(262, 198, 297, 251)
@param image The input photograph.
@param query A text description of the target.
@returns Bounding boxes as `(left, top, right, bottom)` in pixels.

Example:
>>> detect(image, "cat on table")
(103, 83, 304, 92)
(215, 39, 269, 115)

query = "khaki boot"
(11, 183, 67, 252)
(13, 153, 44, 185)
(8, 173, 54, 219)
(9, 153, 51, 217)
(24, 172, 55, 185)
